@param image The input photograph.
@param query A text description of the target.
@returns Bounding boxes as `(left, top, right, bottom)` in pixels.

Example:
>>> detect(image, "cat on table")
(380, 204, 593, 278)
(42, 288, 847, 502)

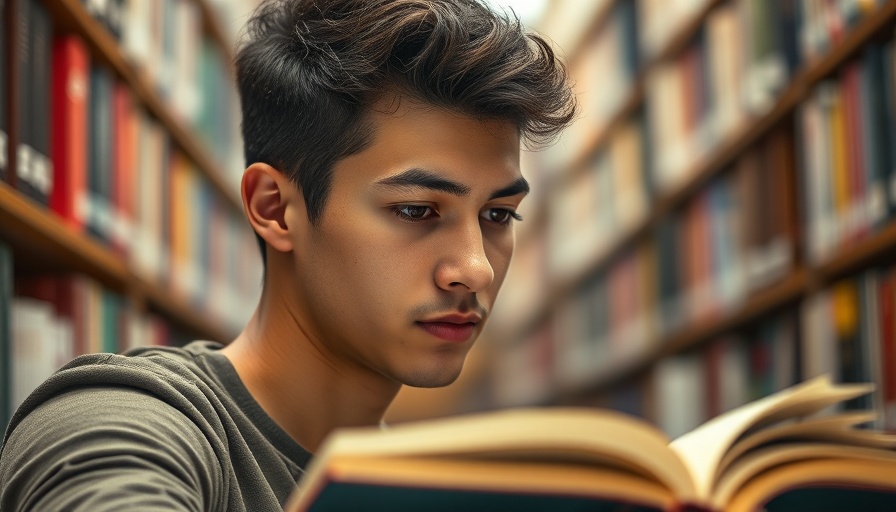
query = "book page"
(721, 453, 896, 512)
(716, 411, 896, 474)
(669, 376, 872, 498)
(302, 407, 699, 501)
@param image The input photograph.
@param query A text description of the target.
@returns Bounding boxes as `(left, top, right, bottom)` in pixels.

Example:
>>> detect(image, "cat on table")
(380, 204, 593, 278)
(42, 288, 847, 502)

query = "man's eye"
(393, 205, 436, 222)
(482, 208, 522, 225)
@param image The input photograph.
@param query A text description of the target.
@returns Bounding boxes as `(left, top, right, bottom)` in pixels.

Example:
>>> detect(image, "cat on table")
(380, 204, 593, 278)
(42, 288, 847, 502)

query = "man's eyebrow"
(488, 177, 529, 200)
(375, 169, 470, 196)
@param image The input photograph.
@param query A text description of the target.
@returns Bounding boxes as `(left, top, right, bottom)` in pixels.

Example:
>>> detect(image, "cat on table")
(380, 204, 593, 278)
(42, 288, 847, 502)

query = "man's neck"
(220, 300, 400, 453)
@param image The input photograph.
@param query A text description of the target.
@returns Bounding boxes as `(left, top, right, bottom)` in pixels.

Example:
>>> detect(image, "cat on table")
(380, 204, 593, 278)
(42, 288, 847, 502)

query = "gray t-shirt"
(0, 341, 312, 511)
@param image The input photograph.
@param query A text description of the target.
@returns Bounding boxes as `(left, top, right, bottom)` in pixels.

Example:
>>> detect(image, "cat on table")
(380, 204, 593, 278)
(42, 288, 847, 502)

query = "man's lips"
(416, 314, 482, 342)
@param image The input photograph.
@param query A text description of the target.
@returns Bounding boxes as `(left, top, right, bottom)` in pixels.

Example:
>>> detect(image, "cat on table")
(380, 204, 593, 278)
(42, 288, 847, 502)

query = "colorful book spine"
(50, 35, 90, 231)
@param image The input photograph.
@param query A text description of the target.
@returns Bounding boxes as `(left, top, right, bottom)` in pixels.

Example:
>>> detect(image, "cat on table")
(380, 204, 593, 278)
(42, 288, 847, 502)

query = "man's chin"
(399, 364, 465, 388)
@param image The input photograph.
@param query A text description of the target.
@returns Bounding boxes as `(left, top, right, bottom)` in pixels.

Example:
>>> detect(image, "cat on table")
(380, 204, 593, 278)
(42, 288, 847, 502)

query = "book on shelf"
(50, 34, 90, 231)
(14, 0, 53, 205)
(287, 376, 896, 512)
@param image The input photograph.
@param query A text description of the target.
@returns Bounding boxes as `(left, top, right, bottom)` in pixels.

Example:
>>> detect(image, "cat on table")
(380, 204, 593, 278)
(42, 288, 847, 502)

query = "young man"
(0, 0, 575, 509)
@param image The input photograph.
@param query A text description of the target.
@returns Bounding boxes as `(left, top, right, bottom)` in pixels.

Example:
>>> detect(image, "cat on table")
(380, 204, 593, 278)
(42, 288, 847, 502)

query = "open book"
(286, 376, 896, 512)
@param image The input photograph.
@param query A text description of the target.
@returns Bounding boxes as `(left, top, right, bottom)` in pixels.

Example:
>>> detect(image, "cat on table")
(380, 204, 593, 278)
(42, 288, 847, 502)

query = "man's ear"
(241, 163, 305, 253)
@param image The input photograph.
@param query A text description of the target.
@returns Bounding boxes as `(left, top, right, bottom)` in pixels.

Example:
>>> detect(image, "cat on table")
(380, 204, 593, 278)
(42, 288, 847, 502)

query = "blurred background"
(2, 0, 896, 438)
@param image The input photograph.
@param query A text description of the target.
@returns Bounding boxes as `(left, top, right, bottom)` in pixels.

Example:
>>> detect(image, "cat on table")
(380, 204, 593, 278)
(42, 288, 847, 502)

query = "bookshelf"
(475, 0, 896, 432)
(0, 0, 261, 424)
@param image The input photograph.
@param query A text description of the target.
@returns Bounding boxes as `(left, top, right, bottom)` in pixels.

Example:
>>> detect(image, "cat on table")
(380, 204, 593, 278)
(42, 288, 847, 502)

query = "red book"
(879, 270, 896, 428)
(111, 82, 136, 257)
(16, 275, 87, 357)
(842, 63, 866, 239)
(50, 36, 89, 231)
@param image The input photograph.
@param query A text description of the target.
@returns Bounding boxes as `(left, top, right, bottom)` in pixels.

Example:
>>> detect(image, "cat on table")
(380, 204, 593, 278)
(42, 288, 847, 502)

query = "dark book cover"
(87, 66, 113, 243)
(27, 0, 51, 206)
(14, 0, 31, 194)
(0, 0, 8, 181)
(883, 42, 896, 216)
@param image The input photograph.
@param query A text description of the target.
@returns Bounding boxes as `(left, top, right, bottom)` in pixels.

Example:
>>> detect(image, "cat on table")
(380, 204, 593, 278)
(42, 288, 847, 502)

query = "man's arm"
(0, 386, 224, 511)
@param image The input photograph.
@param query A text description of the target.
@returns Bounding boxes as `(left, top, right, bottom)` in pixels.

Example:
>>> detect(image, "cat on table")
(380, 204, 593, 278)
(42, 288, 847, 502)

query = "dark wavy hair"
(235, 0, 577, 261)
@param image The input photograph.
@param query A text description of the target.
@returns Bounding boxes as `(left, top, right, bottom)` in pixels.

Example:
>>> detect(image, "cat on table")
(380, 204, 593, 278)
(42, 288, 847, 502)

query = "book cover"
(14, 0, 31, 196)
(287, 377, 896, 512)
(50, 35, 90, 231)
(27, 0, 51, 206)
(87, 66, 113, 243)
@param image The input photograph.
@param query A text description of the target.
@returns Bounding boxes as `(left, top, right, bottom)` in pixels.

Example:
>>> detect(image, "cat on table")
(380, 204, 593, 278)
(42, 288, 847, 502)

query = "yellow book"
(287, 376, 896, 512)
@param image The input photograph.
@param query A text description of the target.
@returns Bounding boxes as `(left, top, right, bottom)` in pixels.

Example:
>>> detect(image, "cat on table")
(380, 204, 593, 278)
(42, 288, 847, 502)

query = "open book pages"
(287, 376, 896, 512)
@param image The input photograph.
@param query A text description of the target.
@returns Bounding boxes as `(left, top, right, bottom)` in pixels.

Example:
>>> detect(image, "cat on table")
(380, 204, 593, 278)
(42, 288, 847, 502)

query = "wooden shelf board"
(46, 0, 243, 214)
(0, 183, 131, 289)
(523, 1, 896, 346)
(557, 0, 723, 181)
(0, 181, 235, 342)
(814, 222, 896, 285)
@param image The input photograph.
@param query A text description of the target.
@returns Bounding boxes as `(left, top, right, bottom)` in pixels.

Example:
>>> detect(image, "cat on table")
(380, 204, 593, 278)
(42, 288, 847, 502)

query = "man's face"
(285, 98, 524, 388)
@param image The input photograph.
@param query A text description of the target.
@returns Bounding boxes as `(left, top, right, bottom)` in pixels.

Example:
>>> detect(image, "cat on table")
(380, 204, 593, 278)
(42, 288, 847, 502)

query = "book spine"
(28, 0, 51, 206)
(87, 66, 113, 243)
(14, 0, 30, 196)
(860, 44, 888, 229)
(50, 35, 90, 231)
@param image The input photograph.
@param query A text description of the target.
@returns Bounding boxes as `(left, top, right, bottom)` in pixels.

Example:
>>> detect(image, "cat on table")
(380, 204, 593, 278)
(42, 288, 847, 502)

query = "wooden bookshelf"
(44, 0, 243, 212)
(0, 183, 130, 288)
(814, 222, 896, 285)
(0, 0, 250, 346)
(520, 0, 896, 344)
(0, 182, 236, 341)
(479, 0, 896, 417)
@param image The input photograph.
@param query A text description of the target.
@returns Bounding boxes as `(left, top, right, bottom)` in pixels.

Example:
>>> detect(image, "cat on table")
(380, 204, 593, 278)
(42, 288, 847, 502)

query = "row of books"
(0, 243, 179, 429)
(588, 263, 896, 436)
(801, 267, 896, 427)
(543, 125, 795, 380)
(547, 118, 649, 281)
(800, 39, 896, 262)
(653, 312, 798, 437)
(502, 257, 896, 435)
(50, 34, 261, 332)
(535, 20, 896, 360)
(0, 0, 244, 203)
(646, 0, 801, 192)
(801, 0, 888, 62)
(571, 0, 639, 154)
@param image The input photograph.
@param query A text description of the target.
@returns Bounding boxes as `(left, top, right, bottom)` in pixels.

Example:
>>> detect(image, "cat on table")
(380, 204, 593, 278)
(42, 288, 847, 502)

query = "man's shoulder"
(4, 341, 228, 445)
(58, 340, 224, 385)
